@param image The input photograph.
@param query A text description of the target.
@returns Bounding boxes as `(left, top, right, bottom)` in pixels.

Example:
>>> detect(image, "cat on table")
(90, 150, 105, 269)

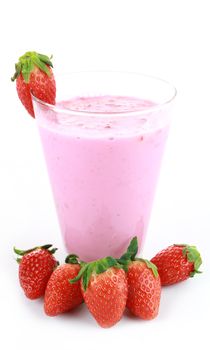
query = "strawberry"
(14, 244, 58, 299)
(151, 244, 202, 286)
(70, 257, 128, 328)
(126, 260, 161, 320)
(11, 51, 56, 117)
(118, 237, 161, 320)
(44, 254, 83, 316)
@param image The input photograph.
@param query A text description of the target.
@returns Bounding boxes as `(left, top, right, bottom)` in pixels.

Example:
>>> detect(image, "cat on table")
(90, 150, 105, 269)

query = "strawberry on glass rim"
(11, 51, 56, 117)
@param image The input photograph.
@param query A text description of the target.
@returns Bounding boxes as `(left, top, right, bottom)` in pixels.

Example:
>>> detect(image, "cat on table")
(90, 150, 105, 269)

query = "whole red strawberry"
(44, 254, 83, 316)
(126, 260, 161, 320)
(14, 244, 58, 299)
(151, 244, 202, 286)
(11, 51, 56, 117)
(118, 237, 161, 320)
(70, 257, 128, 328)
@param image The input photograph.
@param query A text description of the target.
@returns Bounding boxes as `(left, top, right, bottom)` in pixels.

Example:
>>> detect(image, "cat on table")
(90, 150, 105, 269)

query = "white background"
(0, 1, 209, 349)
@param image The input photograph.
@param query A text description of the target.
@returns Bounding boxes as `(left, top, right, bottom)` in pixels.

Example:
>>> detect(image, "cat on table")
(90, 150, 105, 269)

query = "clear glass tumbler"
(32, 72, 176, 261)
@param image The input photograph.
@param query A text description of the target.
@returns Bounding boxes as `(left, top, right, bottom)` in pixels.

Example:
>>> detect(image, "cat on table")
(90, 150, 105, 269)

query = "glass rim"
(31, 71, 177, 118)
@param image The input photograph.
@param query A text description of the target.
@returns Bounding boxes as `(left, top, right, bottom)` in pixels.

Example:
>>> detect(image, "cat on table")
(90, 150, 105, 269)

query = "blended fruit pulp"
(37, 95, 169, 261)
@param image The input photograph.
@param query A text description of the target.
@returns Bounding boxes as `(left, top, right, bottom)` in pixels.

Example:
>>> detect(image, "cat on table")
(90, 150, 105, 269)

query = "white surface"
(0, 1, 209, 349)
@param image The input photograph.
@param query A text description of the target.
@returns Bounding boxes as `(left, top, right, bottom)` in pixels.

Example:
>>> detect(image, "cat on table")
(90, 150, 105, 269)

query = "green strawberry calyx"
(176, 244, 202, 276)
(11, 51, 53, 83)
(13, 244, 58, 264)
(119, 236, 138, 263)
(65, 254, 81, 265)
(136, 258, 159, 278)
(117, 236, 138, 271)
(117, 236, 159, 278)
(69, 256, 122, 291)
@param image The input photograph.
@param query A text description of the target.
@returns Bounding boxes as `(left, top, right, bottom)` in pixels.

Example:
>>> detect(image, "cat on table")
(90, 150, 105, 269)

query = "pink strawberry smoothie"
(36, 95, 170, 261)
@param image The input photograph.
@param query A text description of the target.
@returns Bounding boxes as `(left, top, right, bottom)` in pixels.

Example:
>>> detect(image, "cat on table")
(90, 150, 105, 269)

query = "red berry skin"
(126, 261, 161, 320)
(19, 249, 57, 299)
(16, 66, 56, 118)
(81, 267, 128, 328)
(44, 264, 83, 316)
(151, 245, 195, 286)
